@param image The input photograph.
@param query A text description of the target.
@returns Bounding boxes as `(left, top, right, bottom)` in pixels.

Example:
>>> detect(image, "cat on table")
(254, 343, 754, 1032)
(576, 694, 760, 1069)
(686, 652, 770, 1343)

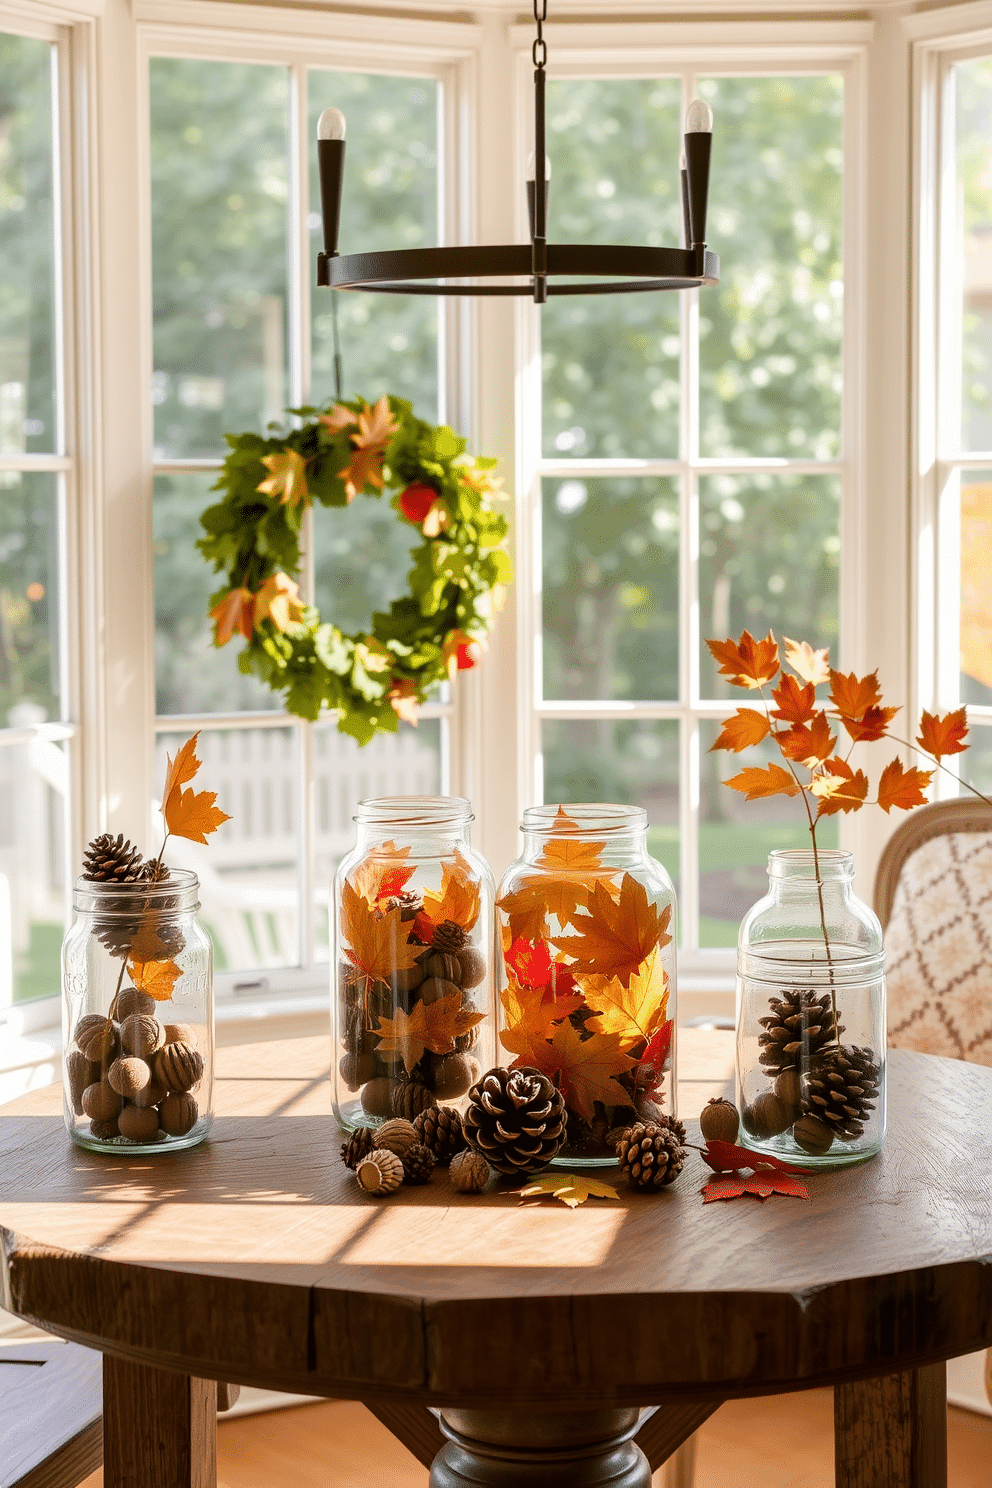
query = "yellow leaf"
(511, 1017, 638, 1122)
(254, 571, 306, 633)
(511, 1173, 620, 1208)
(783, 636, 831, 686)
(162, 734, 202, 810)
(551, 875, 672, 988)
(580, 946, 669, 1048)
(257, 448, 309, 508)
(417, 849, 481, 936)
(375, 992, 483, 1075)
(498, 980, 572, 1062)
(724, 763, 803, 802)
(340, 880, 422, 996)
(128, 954, 181, 1001)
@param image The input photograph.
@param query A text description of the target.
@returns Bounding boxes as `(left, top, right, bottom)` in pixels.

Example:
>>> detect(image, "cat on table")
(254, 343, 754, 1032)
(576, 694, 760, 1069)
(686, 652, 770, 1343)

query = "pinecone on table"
(432, 920, 467, 954)
(758, 989, 843, 1075)
(413, 1105, 466, 1165)
(401, 1142, 435, 1185)
(616, 1123, 686, 1191)
(801, 1044, 880, 1141)
(463, 1066, 567, 1175)
(82, 834, 145, 883)
(340, 1125, 375, 1169)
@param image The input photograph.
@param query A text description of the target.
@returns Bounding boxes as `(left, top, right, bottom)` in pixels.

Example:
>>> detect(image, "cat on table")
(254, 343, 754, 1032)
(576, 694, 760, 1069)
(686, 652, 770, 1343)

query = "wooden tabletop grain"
(1, 1032, 989, 1410)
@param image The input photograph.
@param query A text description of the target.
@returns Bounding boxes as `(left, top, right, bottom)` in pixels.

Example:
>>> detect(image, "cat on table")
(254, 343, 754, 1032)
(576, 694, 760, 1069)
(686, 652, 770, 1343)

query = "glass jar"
(62, 868, 213, 1153)
(495, 804, 677, 1166)
(737, 849, 886, 1169)
(331, 796, 496, 1132)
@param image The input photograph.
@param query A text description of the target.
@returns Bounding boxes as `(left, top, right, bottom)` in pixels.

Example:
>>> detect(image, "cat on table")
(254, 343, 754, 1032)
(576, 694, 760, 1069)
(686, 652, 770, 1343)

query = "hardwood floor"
(76, 1387, 992, 1488)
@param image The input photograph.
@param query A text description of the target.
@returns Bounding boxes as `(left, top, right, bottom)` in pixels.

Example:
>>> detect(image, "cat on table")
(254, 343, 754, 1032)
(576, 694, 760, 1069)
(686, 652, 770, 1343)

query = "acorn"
(431, 1053, 480, 1101)
(361, 1077, 398, 1118)
(121, 1014, 165, 1059)
(743, 1090, 794, 1140)
(118, 1104, 160, 1142)
(81, 1080, 124, 1123)
(425, 953, 462, 984)
(356, 1151, 403, 1195)
(339, 1052, 380, 1092)
(699, 1097, 740, 1145)
(115, 987, 156, 1022)
(773, 1069, 803, 1109)
(75, 1014, 118, 1066)
(153, 1041, 203, 1093)
(66, 1050, 99, 1114)
(391, 965, 424, 996)
(449, 1148, 490, 1193)
(159, 1092, 198, 1137)
(793, 1113, 834, 1155)
(133, 1079, 169, 1111)
(419, 977, 462, 1006)
(107, 1056, 152, 1101)
(373, 1118, 419, 1160)
(456, 945, 486, 990)
(89, 1116, 121, 1141)
(163, 1023, 197, 1047)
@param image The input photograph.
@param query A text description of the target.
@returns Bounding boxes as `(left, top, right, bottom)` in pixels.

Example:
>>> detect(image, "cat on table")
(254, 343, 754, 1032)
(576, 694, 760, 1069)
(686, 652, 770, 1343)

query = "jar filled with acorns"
(331, 797, 495, 1131)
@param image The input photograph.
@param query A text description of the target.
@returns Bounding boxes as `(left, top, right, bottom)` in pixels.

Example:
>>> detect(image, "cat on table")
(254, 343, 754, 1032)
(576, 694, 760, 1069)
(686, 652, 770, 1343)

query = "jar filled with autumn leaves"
(331, 797, 496, 1131)
(495, 805, 677, 1166)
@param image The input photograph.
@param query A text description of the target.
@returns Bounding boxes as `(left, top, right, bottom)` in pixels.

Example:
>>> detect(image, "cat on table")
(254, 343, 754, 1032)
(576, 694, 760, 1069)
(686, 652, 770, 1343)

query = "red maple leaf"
(701, 1140, 812, 1174)
(505, 936, 581, 1006)
(701, 1172, 810, 1203)
(633, 1019, 673, 1098)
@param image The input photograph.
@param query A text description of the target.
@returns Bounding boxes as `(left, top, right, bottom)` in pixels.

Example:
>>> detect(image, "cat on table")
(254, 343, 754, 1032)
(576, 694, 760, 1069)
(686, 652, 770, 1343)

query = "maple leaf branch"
(890, 733, 992, 809)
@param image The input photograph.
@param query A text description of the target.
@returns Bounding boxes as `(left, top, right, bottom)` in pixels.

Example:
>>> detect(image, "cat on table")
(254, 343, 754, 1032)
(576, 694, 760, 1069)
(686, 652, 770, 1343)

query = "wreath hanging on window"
(197, 396, 511, 745)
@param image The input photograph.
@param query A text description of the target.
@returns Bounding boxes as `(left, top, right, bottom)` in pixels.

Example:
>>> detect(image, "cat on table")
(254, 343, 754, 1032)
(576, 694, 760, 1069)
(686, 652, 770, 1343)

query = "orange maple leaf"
(348, 842, 416, 906)
(724, 763, 802, 802)
(210, 587, 255, 646)
(319, 403, 357, 434)
(917, 708, 969, 759)
(840, 704, 900, 743)
(511, 1018, 638, 1122)
(257, 448, 309, 508)
(783, 636, 831, 687)
(253, 571, 306, 633)
(551, 875, 672, 988)
(710, 708, 771, 753)
(375, 992, 483, 1075)
(499, 980, 581, 1063)
(777, 711, 836, 765)
(706, 630, 780, 690)
(877, 758, 933, 813)
(770, 674, 818, 725)
(337, 395, 399, 502)
(828, 668, 883, 722)
(416, 850, 482, 939)
(340, 880, 422, 996)
(388, 677, 421, 726)
(161, 734, 232, 843)
(810, 758, 870, 817)
(497, 825, 619, 940)
(579, 946, 669, 1049)
(128, 953, 182, 1001)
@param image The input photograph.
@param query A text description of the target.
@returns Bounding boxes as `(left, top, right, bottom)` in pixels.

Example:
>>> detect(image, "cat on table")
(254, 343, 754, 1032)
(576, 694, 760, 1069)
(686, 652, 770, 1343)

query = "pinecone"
(401, 1142, 435, 1185)
(390, 1081, 437, 1120)
(413, 1105, 466, 1165)
(432, 920, 467, 954)
(82, 834, 145, 883)
(340, 1126, 375, 1169)
(463, 1066, 567, 1175)
(616, 1123, 686, 1191)
(95, 901, 186, 961)
(801, 1044, 881, 1140)
(758, 989, 843, 1075)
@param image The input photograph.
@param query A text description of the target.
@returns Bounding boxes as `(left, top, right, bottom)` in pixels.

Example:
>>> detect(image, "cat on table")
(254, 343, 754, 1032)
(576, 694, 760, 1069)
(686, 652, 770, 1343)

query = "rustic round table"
(1, 1032, 989, 1488)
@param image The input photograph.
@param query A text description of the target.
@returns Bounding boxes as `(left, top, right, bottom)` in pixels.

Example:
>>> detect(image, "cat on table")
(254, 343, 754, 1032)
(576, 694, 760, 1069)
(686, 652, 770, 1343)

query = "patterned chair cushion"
(885, 831, 992, 1066)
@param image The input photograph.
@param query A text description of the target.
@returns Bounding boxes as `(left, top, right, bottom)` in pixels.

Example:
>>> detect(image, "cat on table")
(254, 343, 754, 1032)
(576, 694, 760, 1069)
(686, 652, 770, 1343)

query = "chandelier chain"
(532, 0, 547, 70)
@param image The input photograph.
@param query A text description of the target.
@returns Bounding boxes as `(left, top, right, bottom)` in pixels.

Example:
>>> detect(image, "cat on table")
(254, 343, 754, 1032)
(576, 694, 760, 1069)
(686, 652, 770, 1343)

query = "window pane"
(541, 719, 680, 896)
(699, 75, 843, 459)
(0, 471, 61, 721)
(313, 486, 429, 639)
(0, 34, 58, 456)
(956, 59, 992, 453)
(961, 470, 992, 706)
(541, 79, 682, 459)
(699, 473, 839, 698)
(150, 59, 289, 458)
(699, 719, 837, 948)
(309, 71, 438, 419)
(543, 476, 679, 701)
(961, 721, 992, 794)
(155, 727, 301, 973)
(0, 735, 68, 1002)
(154, 471, 281, 715)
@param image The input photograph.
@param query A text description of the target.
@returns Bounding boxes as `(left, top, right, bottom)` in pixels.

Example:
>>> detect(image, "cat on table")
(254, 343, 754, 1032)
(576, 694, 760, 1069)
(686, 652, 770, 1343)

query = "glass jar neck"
(764, 849, 855, 899)
(518, 803, 647, 863)
(72, 867, 199, 916)
(354, 795, 473, 852)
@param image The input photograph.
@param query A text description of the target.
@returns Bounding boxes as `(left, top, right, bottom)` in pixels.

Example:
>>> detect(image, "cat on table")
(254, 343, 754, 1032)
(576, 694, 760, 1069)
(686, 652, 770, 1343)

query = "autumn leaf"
(783, 636, 831, 687)
(551, 875, 672, 988)
(770, 674, 817, 725)
(443, 630, 484, 676)
(706, 630, 780, 690)
(580, 946, 670, 1048)
(496, 881, 553, 943)
(388, 677, 420, 725)
(503, 938, 583, 1011)
(340, 880, 422, 996)
(498, 826, 620, 940)
(724, 763, 802, 802)
(416, 850, 481, 938)
(257, 448, 309, 508)
(810, 757, 870, 817)
(348, 842, 415, 905)
(510, 1173, 620, 1208)
(499, 980, 581, 1062)
(375, 992, 483, 1075)
(337, 395, 399, 501)
(876, 758, 933, 813)
(635, 1020, 673, 1099)
(210, 587, 255, 646)
(128, 954, 182, 1001)
(162, 735, 202, 806)
(511, 1017, 638, 1121)
(701, 1172, 809, 1203)
(777, 711, 836, 765)
(917, 707, 969, 759)
(253, 571, 306, 633)
(840, 704, 900, 743)
(702, 1140, 812, 1174)
(162, 734, 231, 843)
(828, 668, 882, 722)
(319, 403, 357, 434)
(710, 708, 771, 752)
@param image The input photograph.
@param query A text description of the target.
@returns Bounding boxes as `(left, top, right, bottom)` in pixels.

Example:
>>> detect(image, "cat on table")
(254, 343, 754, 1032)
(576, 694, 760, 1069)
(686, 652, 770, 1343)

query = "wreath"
(197, 395, 511, 744)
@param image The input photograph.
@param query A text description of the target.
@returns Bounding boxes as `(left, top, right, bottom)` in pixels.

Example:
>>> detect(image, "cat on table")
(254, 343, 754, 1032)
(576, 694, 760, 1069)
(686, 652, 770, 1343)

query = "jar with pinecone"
(63, 852, 213, 1153)
(331, 796, 495, 1133)
(495, 804, 677, 1166)
(737, 849, 885, 1168)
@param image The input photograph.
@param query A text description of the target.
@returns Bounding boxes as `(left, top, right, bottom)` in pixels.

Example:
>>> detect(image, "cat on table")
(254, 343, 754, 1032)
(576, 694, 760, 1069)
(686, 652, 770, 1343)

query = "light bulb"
(526, 150, 552, 182)
(684, 99, 713, 135)
(317, 108, 346, 142)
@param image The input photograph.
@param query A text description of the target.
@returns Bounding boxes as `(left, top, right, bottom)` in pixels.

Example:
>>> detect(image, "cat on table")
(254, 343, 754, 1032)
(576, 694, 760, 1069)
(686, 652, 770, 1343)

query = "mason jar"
(495, 804, 677, 1166)
(331, 796, 496, 1132)
(737, 849, 886, 1169)
(62, 868, 213, 1153)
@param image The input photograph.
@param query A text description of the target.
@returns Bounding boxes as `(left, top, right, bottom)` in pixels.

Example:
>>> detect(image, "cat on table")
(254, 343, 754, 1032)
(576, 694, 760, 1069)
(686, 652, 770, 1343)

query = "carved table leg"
(103, 1355, 217, 1488)
(835, 1363, 947, 1488)
(430, 1408, 652, 1487)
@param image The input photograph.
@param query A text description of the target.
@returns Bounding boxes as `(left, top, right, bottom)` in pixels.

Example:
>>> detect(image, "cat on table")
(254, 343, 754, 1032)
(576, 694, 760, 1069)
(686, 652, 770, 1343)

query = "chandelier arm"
(326, 243, 718, 291)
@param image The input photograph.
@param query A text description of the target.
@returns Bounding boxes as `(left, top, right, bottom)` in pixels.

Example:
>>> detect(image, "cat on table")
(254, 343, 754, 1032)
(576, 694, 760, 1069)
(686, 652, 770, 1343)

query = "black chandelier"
(315, 1, 718, 303)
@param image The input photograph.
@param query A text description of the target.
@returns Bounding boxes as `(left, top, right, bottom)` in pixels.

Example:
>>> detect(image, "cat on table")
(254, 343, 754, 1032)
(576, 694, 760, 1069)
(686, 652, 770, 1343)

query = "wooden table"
(1, 1032, 990, 1488)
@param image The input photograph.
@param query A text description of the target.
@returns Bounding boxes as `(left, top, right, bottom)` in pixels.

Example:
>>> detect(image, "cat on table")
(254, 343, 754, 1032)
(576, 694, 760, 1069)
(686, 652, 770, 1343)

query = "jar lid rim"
(355, 795, 474, 828)
(521, 803, 647, 836)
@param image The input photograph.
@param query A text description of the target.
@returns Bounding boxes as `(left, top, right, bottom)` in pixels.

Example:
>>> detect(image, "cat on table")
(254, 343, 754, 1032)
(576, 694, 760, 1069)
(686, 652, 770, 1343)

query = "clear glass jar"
(737, 849, 886, 1169)
(331, 796, 496, 1132)
(62, 869, 214, 1153)
(495, 804, 677, 1166)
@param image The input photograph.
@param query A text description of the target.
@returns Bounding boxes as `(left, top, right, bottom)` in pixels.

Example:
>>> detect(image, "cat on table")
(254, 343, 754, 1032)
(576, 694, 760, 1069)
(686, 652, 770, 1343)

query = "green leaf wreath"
(197, 395, 512, 744)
